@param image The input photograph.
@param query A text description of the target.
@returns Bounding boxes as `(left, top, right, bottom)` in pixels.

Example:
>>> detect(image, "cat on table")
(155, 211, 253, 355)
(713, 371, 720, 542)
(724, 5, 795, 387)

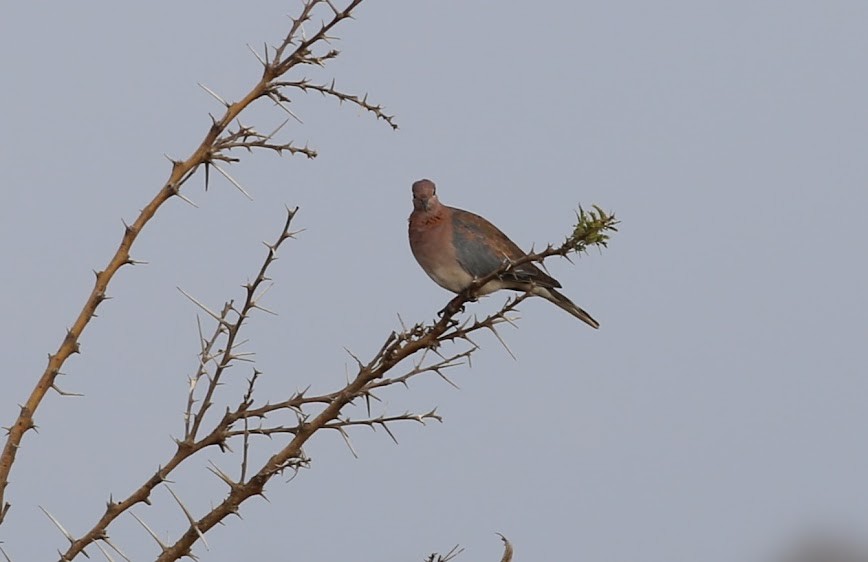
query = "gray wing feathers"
(451, 209, 560, 287)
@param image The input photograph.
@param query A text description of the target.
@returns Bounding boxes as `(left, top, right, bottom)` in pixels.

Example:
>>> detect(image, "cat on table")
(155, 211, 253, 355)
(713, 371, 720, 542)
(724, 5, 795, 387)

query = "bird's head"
(412, 179, 439, 212)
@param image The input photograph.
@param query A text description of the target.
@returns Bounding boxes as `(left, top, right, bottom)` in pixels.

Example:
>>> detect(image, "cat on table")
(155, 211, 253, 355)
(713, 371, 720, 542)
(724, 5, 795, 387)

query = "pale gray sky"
(2, 1, 868, 561)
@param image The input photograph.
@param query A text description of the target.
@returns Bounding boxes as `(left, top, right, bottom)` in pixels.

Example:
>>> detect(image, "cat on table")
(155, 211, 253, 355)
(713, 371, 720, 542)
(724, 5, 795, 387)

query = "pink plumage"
(408, 179, 599, 329)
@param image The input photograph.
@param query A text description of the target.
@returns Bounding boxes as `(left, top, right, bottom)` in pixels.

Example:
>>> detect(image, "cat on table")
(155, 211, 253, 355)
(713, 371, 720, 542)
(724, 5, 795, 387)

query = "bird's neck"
(411, 207, 446, 229)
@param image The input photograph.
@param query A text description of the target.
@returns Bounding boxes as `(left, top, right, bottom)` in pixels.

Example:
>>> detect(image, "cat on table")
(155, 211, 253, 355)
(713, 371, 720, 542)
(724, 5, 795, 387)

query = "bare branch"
(61, 193, 612, 560)
(497, 534, 514, 562)
(214, 123, 317, 159)
(0, 0, 396, 522)
(273, 78, 398, 129)
(425, 545, 464, 562)
(4, 0, 616, 559)
(57, 208, 300, 560)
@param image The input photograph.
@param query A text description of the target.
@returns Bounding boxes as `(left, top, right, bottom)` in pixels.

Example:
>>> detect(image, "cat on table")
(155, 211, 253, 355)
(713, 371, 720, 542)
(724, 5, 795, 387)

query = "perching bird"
(408, 179, 599, 329)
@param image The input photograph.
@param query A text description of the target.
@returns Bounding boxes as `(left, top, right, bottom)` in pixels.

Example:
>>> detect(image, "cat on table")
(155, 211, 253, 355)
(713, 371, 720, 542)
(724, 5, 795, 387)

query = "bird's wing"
(450, 207, 561, 288)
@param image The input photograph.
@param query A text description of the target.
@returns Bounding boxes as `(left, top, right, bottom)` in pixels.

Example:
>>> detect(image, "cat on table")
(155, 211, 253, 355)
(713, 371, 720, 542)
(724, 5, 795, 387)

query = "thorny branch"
(160, 212, 613, 562)
(47, 199, 614, 560)
(53, 207, 304, 561)
(3, 0, 618, 558)
(272, 78, 398, 129)
(425, 545, 465, 562)
(424, 535, 513, 562)
(0, 0, 394, 529)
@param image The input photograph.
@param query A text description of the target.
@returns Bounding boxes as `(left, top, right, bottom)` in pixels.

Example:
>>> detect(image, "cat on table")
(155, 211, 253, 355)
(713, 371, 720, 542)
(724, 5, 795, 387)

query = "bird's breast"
(426, 261, 476, 293)
(409, 221, 475, 293)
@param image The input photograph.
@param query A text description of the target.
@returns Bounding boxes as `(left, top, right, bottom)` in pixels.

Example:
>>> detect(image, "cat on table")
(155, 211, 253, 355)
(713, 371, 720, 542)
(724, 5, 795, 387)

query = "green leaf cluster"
(565, 205, 619, 254)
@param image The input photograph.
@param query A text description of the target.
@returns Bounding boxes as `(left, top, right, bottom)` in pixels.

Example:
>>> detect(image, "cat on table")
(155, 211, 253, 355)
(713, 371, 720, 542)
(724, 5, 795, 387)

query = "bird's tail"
(534, 286, 600, 329)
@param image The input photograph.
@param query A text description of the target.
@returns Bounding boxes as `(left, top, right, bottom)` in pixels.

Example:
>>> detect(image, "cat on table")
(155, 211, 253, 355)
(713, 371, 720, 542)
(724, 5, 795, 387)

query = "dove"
(408, 179, 599, 329)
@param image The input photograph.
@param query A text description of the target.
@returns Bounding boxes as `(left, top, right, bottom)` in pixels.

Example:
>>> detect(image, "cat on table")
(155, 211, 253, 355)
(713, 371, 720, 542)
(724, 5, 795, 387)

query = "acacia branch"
(142, 205, 616, 561)
(273, 78, 398, 129)
(424, 535, 512, 562)
(47, 202, 613, 560)
(14, 1, 614, 554)
(0, 0, 392, 528)
(58, 208, 302, 560)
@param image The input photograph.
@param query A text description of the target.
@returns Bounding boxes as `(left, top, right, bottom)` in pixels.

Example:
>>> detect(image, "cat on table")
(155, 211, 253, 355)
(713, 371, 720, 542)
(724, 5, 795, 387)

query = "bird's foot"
(460, 287, 479, 303)
(437, 302, 466, 317)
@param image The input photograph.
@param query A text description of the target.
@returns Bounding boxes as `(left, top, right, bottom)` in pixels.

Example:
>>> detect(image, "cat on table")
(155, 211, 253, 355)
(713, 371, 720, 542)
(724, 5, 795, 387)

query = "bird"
(408, 178, 599, 329)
